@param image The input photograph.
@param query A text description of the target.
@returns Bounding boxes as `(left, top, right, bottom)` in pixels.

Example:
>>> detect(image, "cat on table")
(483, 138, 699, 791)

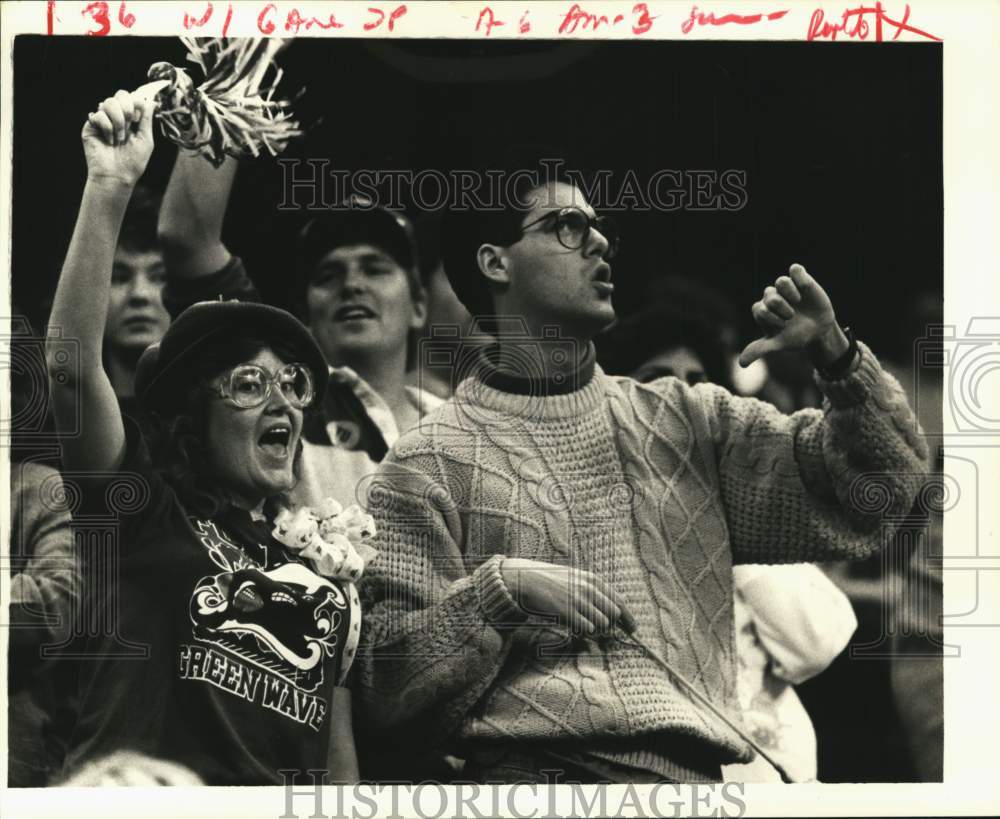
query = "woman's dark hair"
(144, 334, 306, 517)
(441, 154, 580, 327)
(118, 185, 163, 254)
(597, 304, 733, 391)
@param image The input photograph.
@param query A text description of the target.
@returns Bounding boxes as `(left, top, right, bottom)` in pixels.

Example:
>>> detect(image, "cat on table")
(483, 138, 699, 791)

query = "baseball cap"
(296, 195, 417, 281)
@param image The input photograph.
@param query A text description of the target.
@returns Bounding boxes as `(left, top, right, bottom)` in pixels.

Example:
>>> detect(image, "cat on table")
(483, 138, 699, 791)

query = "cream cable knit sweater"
(357, 342, 929, 773)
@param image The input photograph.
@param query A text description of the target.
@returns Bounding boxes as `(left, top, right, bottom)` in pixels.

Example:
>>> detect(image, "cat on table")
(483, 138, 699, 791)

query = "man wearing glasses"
(358, 168, 930, 783)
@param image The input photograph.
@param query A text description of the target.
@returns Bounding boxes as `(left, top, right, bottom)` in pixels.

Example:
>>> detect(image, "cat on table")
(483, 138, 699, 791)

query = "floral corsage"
(272, 498, 377, 583)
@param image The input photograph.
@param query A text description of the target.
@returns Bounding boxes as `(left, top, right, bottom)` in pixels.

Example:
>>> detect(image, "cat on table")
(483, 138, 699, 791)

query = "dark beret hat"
(135, 299, 328, 412)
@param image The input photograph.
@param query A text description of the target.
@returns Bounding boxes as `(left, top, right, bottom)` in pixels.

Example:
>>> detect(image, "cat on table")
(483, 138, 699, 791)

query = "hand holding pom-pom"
(135, 38, 302, 168)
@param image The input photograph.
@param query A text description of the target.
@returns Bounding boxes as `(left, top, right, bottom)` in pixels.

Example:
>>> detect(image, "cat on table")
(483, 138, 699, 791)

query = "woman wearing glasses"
(46, 93, 361, 785)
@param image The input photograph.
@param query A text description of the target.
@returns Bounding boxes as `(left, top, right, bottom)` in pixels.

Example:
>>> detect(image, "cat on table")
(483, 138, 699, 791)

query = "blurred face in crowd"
(489, 181, 616, 339)
(632, 346, 708, 386)
(104, 246, 170, 354)
(305, 244, 426, 366)
(204, 347, 305, 508)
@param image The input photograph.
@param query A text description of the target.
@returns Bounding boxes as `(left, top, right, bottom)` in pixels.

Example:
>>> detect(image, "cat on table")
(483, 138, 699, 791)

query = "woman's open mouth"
(257, 425, 292, 460)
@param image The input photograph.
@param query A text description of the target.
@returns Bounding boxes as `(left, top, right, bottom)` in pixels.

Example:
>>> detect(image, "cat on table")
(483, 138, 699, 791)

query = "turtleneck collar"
(477, 340, 597, 396)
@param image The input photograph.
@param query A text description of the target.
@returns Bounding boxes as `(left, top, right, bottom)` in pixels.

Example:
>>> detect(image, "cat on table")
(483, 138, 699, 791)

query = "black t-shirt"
(63, 419, 357, 785)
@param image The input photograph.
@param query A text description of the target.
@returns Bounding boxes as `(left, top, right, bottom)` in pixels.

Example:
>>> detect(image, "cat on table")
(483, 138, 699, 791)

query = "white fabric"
(293, 366, 444, 510)
(722, 563, 857, 782)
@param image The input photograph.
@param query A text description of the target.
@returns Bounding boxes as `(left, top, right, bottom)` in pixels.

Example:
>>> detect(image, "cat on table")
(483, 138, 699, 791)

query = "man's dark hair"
(118, 185, 163, 254)
(441, 154, 578, 325)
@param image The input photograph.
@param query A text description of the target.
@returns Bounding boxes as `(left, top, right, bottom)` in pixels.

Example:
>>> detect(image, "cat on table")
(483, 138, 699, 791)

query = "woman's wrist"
(85, 173, 138, 197)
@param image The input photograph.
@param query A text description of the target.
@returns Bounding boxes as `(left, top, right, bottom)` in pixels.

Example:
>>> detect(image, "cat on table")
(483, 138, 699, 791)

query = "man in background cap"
(157, 153, 439, 511)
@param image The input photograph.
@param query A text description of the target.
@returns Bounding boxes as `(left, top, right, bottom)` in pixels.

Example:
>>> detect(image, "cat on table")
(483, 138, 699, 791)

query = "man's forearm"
(359, 550, 516, 741)
(716, 341, 930, 564)
(158, 151, 238, 278)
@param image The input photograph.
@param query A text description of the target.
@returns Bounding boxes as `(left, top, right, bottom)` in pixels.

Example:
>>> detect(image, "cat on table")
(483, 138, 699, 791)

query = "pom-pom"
(144, 37, 302, 167)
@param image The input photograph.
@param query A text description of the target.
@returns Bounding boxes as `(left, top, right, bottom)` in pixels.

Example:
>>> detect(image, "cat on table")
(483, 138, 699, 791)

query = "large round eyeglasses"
(210, 363, 315, 409)
(520, 206, 620, 260)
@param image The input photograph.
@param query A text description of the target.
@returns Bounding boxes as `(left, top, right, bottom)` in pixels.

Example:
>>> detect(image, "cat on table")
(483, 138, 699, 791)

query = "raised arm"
(157, 151, 237, 279)
(47, 90, 155, 474)
(156, 152, 262, 316)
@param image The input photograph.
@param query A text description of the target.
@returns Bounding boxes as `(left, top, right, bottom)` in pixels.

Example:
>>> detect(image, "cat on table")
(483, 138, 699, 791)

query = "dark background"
(12, 36, 942, 363)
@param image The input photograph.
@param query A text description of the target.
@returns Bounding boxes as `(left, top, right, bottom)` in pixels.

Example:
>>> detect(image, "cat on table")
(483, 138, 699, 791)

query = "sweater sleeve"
(356, 456, 525, 743)
(692, 342, 930, 564)
(9, 463, 79, 643)
(161, 255, 260, 320)
(733, 563, 857, 684)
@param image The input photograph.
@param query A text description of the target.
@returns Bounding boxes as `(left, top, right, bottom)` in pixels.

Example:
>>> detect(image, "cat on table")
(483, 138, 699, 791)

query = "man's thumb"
(738, 337, 777, 368)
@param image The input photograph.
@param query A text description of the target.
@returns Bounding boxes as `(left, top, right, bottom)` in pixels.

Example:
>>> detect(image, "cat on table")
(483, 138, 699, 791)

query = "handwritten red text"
(558, 3, 655, 35)
(476, 6, 504, 36)
(183, 2, 214, 29)
(364, 5, 407, 31)
(807, 2, 941, 41)
(81, 1, 134, 35)
(681, 5, 788, 35)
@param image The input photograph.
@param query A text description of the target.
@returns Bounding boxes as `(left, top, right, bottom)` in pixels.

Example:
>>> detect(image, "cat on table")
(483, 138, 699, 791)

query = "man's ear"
(477, 244, 510, 287)
(409, 282, 429, 332)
